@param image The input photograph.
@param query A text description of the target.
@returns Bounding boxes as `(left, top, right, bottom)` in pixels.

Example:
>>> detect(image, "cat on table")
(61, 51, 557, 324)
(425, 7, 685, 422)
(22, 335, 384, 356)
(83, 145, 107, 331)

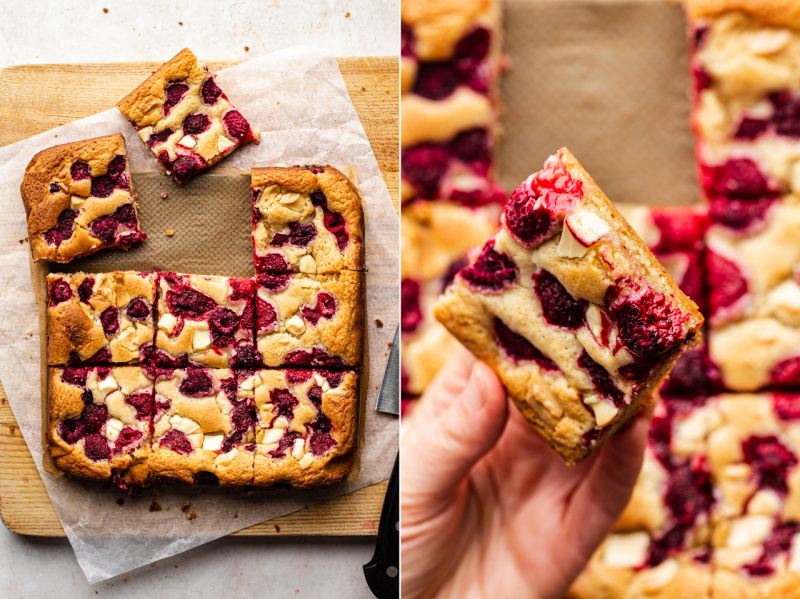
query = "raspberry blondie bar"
(47, 271, 157, 365)
(435, 149, 704, 463)
(117, 48, 259, 185)
(48, 366, 153, 487)
(252, 369, 359, 487)
(250, 166, 364, 275)
(21, 134, 146, 262)
(254, 271, 365, 368)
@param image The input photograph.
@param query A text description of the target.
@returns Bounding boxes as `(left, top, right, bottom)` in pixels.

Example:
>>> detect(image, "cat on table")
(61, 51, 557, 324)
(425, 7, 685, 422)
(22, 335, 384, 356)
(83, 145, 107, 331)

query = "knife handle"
(363, 452, 399, 598)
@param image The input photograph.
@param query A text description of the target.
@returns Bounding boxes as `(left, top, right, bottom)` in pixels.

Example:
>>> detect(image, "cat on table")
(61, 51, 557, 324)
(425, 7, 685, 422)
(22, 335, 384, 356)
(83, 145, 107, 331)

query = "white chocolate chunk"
(174, 418, 202, 435)
(70, 195, 86, 210)
(279, 192, 305, 210)
(272, 416, 290, 429)
(298, 453, 315, 469)
(748, 29, 792, 55)
(158, 313, 178, 334)
(556, 224, 588, 258)
(585, 304, 604, 341)
(590, 399, 619, 428)
(602, 532, 650, 568)
(202, 434, 224, 451)
(178, 135, 196, 148)
(169, 415, 182, 425)
(105, 418, 124, 442)
(216, 392, 233, 414)
(138, 126, 153, 142)
(193, 329, 212, 350)
(286, 315, 306, 335)
(262, 428, 284, 444)
(217, 135, 235, 154)
(215, 448, 238, 464)
(240, 375, 256, 391)
(789, 533, 800, 573)
(313, 373, 331, 391)
(747, 490, 782, 517)
(292, 438, 305, 459)
(298, 255, 317, 274)
(768, 279, 800, 325)
(636, 558, 679, 592)
(187, 432, 204, 448)
(727, 515, 773, 549)
(565, 208, 611, 246)
(97, 375, 118, 394)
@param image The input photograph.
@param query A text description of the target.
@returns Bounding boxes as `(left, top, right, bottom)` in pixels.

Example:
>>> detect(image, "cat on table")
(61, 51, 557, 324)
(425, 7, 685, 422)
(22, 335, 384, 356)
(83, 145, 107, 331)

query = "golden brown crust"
(21, 134, 141, 262)
(256, 271, 365, 368)
(685, 0, 800, 30)
(251, 165, 365, 274)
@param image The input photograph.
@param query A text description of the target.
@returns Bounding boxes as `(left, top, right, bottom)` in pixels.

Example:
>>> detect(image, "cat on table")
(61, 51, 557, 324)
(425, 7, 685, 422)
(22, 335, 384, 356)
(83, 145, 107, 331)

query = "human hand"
(401, 348, 652, 599)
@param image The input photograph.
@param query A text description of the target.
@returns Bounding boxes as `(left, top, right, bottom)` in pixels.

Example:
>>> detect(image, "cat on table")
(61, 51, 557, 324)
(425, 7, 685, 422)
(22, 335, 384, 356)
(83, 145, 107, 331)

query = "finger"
(416, 347, 477, 421)
(402, 361, 508, 509)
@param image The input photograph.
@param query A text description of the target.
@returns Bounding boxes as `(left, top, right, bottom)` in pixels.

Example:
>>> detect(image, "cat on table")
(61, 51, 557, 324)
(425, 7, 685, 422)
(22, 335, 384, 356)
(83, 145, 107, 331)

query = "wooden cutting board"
(0, 56, 398, 537)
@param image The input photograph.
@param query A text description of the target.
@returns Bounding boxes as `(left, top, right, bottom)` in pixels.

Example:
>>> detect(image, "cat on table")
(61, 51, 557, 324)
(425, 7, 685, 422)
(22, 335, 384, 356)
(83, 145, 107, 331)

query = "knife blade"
(375, 326, 399, 416)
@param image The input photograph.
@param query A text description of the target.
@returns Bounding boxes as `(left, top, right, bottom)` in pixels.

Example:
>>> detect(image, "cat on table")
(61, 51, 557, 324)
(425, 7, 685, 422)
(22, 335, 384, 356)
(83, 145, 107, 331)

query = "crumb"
(103, 8, 108, 13)
(174, 564, 178, 568)
(181, 501, 191, 513)
(233, 513, 238, 519)
(166, 230, 174, 236)
(149, 500, 162, 512)
(18, 237, 28, 244)
(275, 524, 281, 532)
(116, 498, 125, 506)
(375, 319, 383, 328)
(8, 424, 15, 434)
(165, 505, 170, 510)
(185, 509, 197, 521)
(160, 192, 168, 199)
(361, 86, 366, 92)
(346, 12, 350, 17)
(178, 21, 183, 25)
(277, 101, 280, 105)
(123, 575, 130, 584)
(244, 46, 249, 51)
(388, 342, 393, 348)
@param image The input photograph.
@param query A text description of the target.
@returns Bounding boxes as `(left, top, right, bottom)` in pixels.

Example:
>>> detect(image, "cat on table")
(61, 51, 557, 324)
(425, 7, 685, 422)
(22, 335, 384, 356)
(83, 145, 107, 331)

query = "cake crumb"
(160, 192, 168, 199)
(346, 12, 350, 17)
(166, 230, 174, 236)
(274, 524, 281, 532)
(375, 319, 383, 328)
(8, 424, 16, 434)
(103, 8, 108, 13)
(149, 500, 162, 512)
(185, 509, 197, 521)
(19, 237, 28, 245)
(244, 46, 249, 52)
(123, 575, 130, 584)
(233, 513, 238, 519)
(116, 498, 125, 506)
(361, 86, 366, 92)
(181, 501, 191, 512)
(388, 342, 393, 348)
(178, 21, 183, 25)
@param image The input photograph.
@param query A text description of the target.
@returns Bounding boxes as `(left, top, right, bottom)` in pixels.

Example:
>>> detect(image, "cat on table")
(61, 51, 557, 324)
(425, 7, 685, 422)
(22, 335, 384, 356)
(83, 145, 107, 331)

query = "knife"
(363, 326, 400, 599)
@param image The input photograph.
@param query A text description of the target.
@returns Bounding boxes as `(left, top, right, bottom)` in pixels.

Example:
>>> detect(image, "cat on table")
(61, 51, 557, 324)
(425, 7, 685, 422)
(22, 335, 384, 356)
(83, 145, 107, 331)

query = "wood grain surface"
(0, 56, 398, 537)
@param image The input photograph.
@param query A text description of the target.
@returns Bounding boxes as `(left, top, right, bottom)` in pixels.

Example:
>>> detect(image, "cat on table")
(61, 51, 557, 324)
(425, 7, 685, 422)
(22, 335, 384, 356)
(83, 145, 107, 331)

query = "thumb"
(402, 361, 507, 509)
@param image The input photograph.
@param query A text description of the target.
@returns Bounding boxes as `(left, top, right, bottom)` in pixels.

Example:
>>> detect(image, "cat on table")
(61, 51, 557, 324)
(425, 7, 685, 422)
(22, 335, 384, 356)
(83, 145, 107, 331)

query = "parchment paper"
(499, 0, 699, 206)
(0, 46, 398, 584)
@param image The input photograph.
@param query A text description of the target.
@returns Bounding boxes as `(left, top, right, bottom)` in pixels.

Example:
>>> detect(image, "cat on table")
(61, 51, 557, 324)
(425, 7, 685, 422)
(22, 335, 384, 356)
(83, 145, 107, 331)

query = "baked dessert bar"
(255, 271, 365, 368)
(153, 273, 257, 369)
(117, 48, 259, 185)
(401, 200, 499, 396)
(401, 0, 505, 206)
(435, 149, 704, 464)
(252, 368, 359, 487)
(707, 392, 800, 597)
(47, 271, 157, 365)
(250, 166, 365, 275)
(21, 134, 146, 263)
(687, 1, 800, 224)
(48, 366, 153, 487)
(148, 367, 255, 485)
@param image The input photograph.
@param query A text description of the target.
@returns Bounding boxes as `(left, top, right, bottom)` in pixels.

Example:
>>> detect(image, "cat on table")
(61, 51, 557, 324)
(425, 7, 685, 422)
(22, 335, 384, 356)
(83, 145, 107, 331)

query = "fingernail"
(464, 363, 486, 411)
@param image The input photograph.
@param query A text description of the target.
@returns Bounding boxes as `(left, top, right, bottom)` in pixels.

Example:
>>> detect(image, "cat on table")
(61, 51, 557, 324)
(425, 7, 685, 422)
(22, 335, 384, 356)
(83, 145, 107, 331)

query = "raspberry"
(533, 270, 585, 329)
(301, 292, 336, 325)
(577, 350, 625, 407)
(126, 298, 150, 320)
(201, 77, 223, 105)
(125, 392, 153, 420)
(771, 356, 800, 388)
(743, 435, 798, 494)
(448, 128, 491, 171)
(709, 196, 774, 231)
(90, 175, 115, 198)
(309, 417, 336, 456)
(70, 162, 91, 180)
(493, 318, 558, 370)
(769, 91, 800, 138)
(179, 368, 214, 397)
(323, 371, 344, 388)
(255, 297, 278, 333)
(269, 430, 300, 459)
(228, 278, 255, 302)
(170, 154, 206, 182)
(166, 286, 215, 318)
(401, 144, 449, 199)
(504, 185, 558, 248)
(734, 117, 770, 140)
(182, 113, 211, 136)
(271, 388, 298, 420)
(77, 277, 95, 303)
(309, 191, 348, 250)
(459, 241, 518, 293)
(773, 393, 800, 421)
(255, 253, 292, 275)
(160, 429, 193, 455)
(147, 128, 174, 147)
(270, 221, 317, 248)
(608, 287, 688, 358)
(82, 403, 109, 435)
(62, 367, 88, 387)
(108, 154, 127, 177)
(114, 426, 143, 451)
(659, 349, 721, 402)
(88, 204, 141, 244)
(284, 348, 347, 368)
(701, 158, 776, 198)
(49, 279, 73, 305)
(706, 249, 748, 320)
(163, 82, 189, 116)
(84, 434, 110, 461)
(286, 369, 313, 385)
(44, 209, 77, 248)
(413, 62, 460, 100)
(231, 343, 261, 370)
(222, 110, 252, 140)
(401, 279, 423, 334)
(256, 272, 291, 291)
(49, 183, 60, 193)
(401, 23, 414, 57)
(99, 307, 119, 336)
(453, 27, 490, 75)
(208, 307, 239, 347)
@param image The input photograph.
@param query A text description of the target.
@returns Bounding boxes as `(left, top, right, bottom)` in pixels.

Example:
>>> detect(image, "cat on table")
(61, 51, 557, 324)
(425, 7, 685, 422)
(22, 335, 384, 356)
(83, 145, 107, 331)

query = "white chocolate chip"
(292, 438, 305, 459)
(97, 375, 118, 394)
(313, 373, 331, 391)
(747, 490, 782, 517)
(193, 329, 212, 350)
(565, 208, 611, 247)
(556, 224, 588, 258)
(585, 304, 604, 341)
(636, 558, 679, 592)
(298, 255, 317, 274)
(262, 428, 284, 444)
(138, 126, 153, 142)
(590, 399, 618, 428)
(602, 532, 650, 568)
(202, 434, 224, 451)
(272, 417, 290, 429)
(69, 195, 86, 210)
(748, 29, 792, 55)
(174, 418, 202, 435)
(262, 442, 279, 452)
(239, 375, 256, 391)
(789, 533, 800, 573)
(278, 192, 305, 211)
(187, 432, 204, 448)
(178, 135, 196, 148)
(216, 391, 233, 414)
(727, 515, 773, 549)
(298, 453, 315, 469)
(215, 448, 238, 464)
(158, 313, 178, 334)
(169, 415, 182, 425)
(217, 135, 235, 154)
(286, 314, 306, 335)
(105, 418, 124, 442)
(767, 279, 800, 324)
